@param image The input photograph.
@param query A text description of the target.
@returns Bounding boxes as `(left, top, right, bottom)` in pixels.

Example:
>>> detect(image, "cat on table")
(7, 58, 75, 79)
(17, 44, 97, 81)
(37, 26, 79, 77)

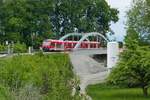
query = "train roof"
(44, 39, 100, 43)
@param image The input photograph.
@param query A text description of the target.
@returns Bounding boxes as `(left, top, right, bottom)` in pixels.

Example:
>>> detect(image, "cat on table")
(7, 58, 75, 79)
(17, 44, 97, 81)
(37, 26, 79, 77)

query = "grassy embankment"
(87, 84, 150, 100)
(0, 53, 80, 100)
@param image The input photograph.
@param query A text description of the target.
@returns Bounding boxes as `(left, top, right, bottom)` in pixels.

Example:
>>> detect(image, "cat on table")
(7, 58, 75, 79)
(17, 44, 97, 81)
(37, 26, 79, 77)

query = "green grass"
(87, 84, 150, 100)
(0, 53, 80, 100)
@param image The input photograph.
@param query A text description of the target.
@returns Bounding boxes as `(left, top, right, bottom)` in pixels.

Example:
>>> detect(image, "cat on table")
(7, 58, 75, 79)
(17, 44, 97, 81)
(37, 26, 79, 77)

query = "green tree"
(108, 0, 150, 96)
(0, 0, 52, 48)
(50, 0, 118, 37)
(13, 42, 27, 53)
(108, 31, 150, 96)
(126, 0, 150, 45)
(0, 44, 6, 52)
(0, 0, 118, 48)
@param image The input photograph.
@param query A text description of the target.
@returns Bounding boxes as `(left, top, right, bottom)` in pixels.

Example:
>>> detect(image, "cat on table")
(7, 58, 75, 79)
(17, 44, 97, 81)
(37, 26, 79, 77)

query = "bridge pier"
(107, 42, 119, 70)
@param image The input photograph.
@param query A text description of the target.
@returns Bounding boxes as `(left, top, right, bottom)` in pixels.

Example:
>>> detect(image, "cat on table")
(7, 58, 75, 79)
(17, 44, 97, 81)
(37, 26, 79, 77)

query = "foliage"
(87, 83, 150, 100)
(118, 41, 123, 48)
(108, 41, 150, 96)
(0, 44, 6, 52)
(126, 0, 150, 45)
(108, 0, 150, 96)
(0, 85, 13, 100)
(50, 0, 118, 36)
(13, 42, 27, 53)
(0, 0, 118, 48)
(0, 53, 80, 100)
(0, 0, 52, 48)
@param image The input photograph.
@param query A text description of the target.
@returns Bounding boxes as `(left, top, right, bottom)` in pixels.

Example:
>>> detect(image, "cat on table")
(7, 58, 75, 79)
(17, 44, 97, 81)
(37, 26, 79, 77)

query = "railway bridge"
(59, 32, 109, 94)
(62, 32, 119, 94)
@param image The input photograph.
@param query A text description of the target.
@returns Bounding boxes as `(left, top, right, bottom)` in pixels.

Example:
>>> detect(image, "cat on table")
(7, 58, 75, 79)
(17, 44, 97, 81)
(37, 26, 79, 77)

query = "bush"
(108, 46, 150, 96)
(118, 41, 123, 48)
(13, 42, 27, 53)
(0, 85, 13, 100)
(0, 44, 6, 52)
(0, 53, 79, 100)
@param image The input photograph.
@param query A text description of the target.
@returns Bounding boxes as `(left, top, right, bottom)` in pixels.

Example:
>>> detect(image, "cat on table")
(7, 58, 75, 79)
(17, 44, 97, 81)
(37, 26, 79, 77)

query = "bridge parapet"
(71, 48, 107, 55)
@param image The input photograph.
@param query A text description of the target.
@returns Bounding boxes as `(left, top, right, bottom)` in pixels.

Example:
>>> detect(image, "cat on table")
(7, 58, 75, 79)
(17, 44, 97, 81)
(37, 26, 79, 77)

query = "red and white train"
(41, 39, 101, 51)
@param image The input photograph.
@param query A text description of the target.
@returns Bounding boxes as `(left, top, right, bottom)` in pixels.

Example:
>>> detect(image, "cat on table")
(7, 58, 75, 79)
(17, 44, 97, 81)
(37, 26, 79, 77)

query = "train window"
(64, 42, 68, 48)
(51, 42, 55, 47)
(51, 42, 62, 48)
(90, 43, 94, 48)
(56, 43, 62, 48)
(67, 43, 72, 48)
(90, 44, 93, 48)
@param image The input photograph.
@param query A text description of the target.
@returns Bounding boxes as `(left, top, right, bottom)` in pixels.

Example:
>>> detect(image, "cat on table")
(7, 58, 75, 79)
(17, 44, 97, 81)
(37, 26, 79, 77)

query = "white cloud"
(107, 0, 132, 9)
(106, 0, 132, 41)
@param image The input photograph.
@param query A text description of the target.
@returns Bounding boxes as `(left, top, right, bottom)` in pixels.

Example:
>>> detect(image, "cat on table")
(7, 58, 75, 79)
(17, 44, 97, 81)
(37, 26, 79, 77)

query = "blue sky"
(106, 0, 132, 41)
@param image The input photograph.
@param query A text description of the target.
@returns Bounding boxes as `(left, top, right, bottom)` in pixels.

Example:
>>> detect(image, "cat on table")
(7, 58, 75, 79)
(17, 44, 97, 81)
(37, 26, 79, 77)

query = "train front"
(42, 39, 64, 51)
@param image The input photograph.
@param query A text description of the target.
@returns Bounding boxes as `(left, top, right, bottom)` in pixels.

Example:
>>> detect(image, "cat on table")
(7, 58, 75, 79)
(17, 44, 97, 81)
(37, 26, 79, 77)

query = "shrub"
(13, 42, 27, 53)
(108, 46, 150, 96)
(0, 85, 13, 100)
(0, 44, 6, 52)
(0, 54, 79, 99)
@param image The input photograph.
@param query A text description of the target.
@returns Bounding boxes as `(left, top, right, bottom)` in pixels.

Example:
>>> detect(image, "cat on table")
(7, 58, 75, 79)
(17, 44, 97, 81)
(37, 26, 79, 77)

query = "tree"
(50, 0, 118, 37)
(108, 31, 150, 96)
(108, 0, 150, 96)
(126, 0, 150, 45)
(0, 0, 52, 47)
(0, 0, 118, 48)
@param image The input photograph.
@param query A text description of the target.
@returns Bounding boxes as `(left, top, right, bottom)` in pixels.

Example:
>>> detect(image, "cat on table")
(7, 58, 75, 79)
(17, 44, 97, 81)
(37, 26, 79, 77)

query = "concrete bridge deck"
(71, 48, 107, 55)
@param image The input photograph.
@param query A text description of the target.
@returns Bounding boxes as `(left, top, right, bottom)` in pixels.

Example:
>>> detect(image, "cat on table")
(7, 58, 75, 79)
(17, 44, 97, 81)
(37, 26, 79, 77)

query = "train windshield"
(43, 40, 51, 46)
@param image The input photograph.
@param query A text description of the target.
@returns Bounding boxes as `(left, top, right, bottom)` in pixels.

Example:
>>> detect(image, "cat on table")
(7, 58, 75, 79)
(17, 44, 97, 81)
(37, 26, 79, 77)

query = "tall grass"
(0, 53, 79, 100)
